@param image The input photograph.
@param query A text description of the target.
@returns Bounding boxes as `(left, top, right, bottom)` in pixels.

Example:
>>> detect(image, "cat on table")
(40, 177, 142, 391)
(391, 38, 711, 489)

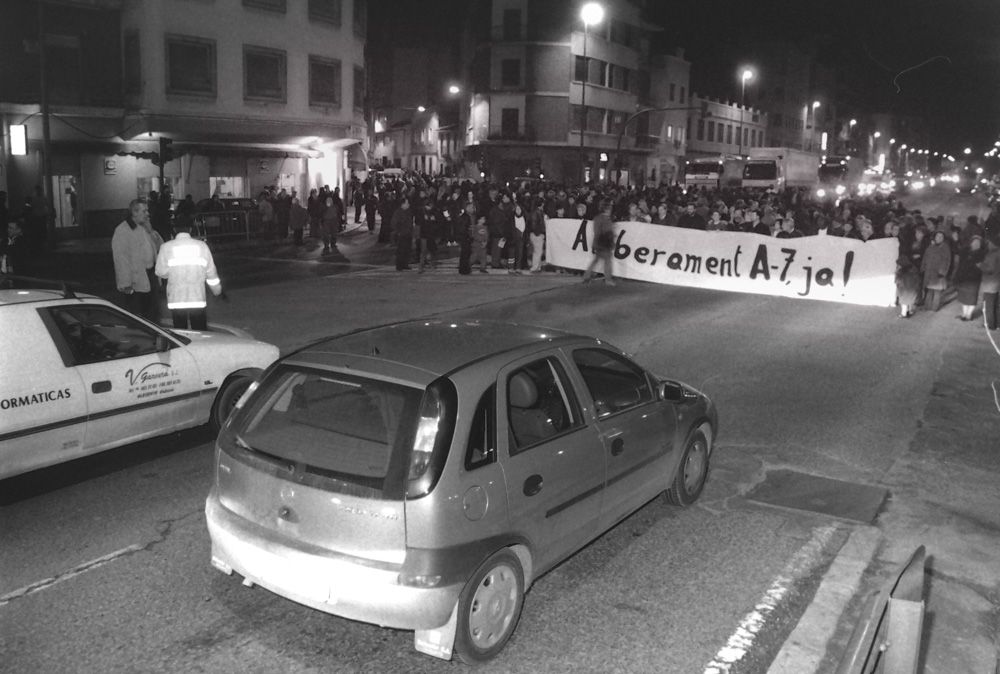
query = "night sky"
(370, 0, 1000, 154)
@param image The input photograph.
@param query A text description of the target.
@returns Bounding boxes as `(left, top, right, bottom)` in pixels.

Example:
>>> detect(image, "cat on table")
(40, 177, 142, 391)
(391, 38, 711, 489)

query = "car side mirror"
(155, 335, 171, 352)
(660, 381, 697, 404)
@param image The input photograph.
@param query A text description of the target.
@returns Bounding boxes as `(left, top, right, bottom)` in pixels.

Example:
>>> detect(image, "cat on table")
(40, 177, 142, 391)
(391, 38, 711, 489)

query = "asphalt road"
(2, 187, 997, 673)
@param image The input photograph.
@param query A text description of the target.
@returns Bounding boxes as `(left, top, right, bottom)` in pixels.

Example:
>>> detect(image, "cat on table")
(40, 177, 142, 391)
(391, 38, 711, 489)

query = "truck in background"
(816, 156, 866, 198)
(683, 157, 746, 190)
(741, 147, 820, 191)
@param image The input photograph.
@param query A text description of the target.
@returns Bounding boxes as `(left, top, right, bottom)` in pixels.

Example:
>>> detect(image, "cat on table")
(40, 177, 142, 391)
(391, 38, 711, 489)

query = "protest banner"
(545, 219, 898, 307)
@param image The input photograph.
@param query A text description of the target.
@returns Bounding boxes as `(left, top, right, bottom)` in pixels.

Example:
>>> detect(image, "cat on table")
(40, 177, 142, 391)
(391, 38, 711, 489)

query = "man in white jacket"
(154, 220, 222, 330)
(112, 199, 162, 321)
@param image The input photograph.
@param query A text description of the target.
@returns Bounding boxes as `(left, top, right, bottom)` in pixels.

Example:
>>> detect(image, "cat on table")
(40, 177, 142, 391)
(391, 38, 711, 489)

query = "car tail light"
(406, 379, 457, 499)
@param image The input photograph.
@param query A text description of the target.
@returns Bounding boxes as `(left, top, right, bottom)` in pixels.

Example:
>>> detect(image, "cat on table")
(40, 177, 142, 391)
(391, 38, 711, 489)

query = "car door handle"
(523, 474, 543, 496)
(91, 380, 112, 394)
(610, 437, 625, 456)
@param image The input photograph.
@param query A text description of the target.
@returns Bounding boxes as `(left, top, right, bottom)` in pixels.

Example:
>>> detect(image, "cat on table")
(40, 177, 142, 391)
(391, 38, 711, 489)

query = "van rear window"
(236, 367, 421, 489)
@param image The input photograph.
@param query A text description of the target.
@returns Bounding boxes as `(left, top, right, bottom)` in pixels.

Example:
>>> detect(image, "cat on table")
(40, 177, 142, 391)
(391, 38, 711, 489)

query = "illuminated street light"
(417, 105, 426, 112)
(889, 138, 896, 144)
(581, 1, 604, 25)
(849, 119, 857, 127)
(812, 100, 821, 109)
(900, 144, 908, 150)
(964, 147, 972, 155)
(873, 131, 881, 139)
(448, 85, 460, 95)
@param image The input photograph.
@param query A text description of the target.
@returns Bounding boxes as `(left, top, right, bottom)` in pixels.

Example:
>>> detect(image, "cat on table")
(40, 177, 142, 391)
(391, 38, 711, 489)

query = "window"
(309, 55, 341, 106)
(48, 305, 165, 366)
(666, 124, 673, 139)
(353, 0, 366, 36)
(610, 64, 630, 91)
(726, 124, 733, 144)
(679, 85, 685, 104)
(707, 120, 715, 142)
(243, 0, 285, 12)
(309, 0, 341, 26)
(574, 55, 587, 82)
(234, 367, 432, 500)
(743, 127, 748, 148)
(123, 31, 141, 95)
(501, 108, 519, 137)
(502, 8, 521, 40)
(507, 358, 579, 452)
(465, 387, 496, 470)
(353, 66, 364, 109)
(696, 118, 704, 141)
(244, 46, 286, 102)
(166, 35, 216, 96)
(772, 113, 783, 127)
(592, 59, 607, 86)
(572, 348, 652, 418)
(501, 58, 520, 86)
(669, 82, 675, 102)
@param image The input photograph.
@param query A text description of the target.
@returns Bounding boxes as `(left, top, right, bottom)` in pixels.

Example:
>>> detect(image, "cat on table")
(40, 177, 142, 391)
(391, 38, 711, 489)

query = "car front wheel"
(454, 549, 525, 664)
(211, 374, 254, 432)
(665, 426, 710, 506)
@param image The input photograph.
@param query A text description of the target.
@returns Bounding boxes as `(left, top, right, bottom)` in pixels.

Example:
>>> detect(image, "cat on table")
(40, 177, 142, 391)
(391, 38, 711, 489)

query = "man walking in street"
(154, 220, 223, 330)
(582, 199, 616, 286)
(112, 199, 161, 321)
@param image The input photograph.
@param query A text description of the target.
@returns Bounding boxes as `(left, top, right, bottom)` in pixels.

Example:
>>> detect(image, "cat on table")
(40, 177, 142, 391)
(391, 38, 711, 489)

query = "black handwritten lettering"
(749, 245, 771, 280)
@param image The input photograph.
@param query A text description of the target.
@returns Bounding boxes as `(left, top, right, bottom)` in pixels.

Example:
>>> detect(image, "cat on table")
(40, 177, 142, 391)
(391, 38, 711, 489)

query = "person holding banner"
(582, 200, 615, 287)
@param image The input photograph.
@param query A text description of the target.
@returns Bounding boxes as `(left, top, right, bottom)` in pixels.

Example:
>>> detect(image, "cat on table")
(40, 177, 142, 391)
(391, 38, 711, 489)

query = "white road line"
(0, 544, 144, 607)
(703, 525, 838, 674)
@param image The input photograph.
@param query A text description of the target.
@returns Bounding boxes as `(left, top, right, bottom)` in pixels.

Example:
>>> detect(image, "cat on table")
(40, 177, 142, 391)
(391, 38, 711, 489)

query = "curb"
(767, 526, 883, 673)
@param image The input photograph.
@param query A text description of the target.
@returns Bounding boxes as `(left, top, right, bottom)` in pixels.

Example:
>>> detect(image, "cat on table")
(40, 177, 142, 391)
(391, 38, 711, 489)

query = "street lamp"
(578, 2, 604, 185)
(738, 68, 754, 157)
(448, 84, 460, 95)
(964, 147, 972, 155)
(849, 118, 857, 127)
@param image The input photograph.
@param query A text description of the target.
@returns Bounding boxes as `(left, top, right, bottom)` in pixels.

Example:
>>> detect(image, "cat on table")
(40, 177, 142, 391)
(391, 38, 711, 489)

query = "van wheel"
(454, 550, 524, 664)
(665, 427, 709, 506)
(211, 374, 253, 432)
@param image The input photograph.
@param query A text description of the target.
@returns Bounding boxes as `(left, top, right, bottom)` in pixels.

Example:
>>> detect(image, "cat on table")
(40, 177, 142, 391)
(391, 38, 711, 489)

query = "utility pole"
(39, 0, 54, 248)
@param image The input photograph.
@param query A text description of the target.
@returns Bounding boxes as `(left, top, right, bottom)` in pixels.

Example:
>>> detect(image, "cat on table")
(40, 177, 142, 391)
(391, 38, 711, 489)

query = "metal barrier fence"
(192, 209, 262, 242)
(836, 545, 926, 674)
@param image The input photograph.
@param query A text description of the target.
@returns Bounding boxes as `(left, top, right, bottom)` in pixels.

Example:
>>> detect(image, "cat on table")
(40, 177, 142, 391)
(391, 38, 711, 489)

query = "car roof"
(285, 320, 591, 383)
(0, 288, 99, 306)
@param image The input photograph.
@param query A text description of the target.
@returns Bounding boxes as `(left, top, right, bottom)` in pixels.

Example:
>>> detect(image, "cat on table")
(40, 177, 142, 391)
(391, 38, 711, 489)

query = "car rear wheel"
(665, 426, 710, 506)
(211, 374, 254, 432)
(454, 549, 524, 664)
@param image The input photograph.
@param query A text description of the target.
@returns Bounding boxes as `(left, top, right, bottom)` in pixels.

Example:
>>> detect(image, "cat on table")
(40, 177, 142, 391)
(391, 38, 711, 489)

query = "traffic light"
(156, 137, 174, 166)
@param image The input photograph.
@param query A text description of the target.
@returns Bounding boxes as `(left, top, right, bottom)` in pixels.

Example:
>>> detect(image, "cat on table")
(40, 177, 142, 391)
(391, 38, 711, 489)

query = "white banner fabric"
(544, 219, 899, 307)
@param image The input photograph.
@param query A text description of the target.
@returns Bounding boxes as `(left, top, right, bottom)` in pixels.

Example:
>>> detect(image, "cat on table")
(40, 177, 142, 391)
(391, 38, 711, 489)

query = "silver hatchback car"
(205, 320, 717, 663)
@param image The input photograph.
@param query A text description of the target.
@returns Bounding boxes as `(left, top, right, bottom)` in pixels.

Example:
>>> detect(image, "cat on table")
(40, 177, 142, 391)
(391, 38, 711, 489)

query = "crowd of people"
(297, 172, 1000, 329)
(3, 173, 1000, 330)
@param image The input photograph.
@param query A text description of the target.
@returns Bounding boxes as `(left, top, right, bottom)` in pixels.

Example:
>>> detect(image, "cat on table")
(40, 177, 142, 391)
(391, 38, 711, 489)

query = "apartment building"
(462, 0, 681, 185)
(1, 0, 366, 238)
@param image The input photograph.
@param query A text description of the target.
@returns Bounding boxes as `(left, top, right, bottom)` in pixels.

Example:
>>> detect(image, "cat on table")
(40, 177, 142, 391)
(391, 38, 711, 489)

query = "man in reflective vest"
(154, 220, 222, 330)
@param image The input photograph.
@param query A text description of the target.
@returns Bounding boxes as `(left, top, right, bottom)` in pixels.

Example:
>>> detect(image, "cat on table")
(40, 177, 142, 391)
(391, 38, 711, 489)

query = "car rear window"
(235, 367, 422, 494)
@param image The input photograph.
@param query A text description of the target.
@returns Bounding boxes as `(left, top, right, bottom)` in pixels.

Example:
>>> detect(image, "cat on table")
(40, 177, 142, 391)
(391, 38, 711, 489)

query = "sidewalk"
(773, 315, 1000, 673)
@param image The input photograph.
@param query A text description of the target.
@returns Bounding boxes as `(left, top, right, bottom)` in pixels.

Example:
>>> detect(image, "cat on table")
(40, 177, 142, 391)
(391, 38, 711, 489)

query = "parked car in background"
(206, 320, 717, 664)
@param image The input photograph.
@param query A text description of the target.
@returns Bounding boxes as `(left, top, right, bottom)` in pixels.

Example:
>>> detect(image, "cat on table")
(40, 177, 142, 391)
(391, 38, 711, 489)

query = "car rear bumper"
(205, 491, 462, 630)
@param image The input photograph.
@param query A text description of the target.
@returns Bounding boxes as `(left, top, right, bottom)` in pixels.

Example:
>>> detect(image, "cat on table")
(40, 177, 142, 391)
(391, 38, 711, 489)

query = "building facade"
(462, 0, 677, 186)
(686, 94, 768, 159)
(1, 0, 366, 239)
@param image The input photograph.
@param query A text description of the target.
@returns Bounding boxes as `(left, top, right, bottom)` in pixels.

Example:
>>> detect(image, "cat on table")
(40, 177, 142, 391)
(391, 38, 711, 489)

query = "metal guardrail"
(836, 545, 926, 674)
(193, 209, 260, 242)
